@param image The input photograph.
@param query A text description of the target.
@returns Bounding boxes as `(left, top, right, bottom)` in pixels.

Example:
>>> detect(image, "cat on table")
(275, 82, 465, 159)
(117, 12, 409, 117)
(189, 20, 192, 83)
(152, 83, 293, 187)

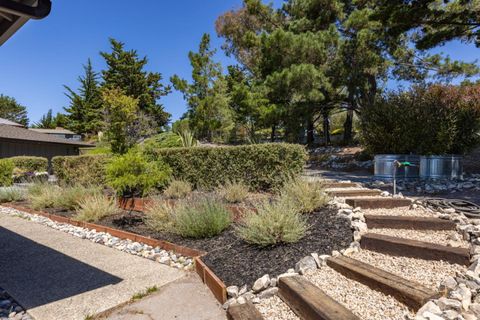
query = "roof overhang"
(0, 0, 51, 46)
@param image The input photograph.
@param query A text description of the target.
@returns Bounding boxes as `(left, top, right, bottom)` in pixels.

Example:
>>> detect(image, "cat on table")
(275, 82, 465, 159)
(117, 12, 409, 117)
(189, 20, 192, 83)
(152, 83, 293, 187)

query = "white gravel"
(362, 207, 433, 217)
(256, 296, 299, 320)
(304, 267, 413, 320)
(351, 250, 467, 290)
(369, 228, 469, 248)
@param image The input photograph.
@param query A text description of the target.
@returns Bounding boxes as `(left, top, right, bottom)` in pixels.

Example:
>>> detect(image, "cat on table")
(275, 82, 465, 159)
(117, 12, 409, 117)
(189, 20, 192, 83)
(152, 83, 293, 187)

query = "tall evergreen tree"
(0, 94, 28, 126)
(171, 34, 234, 142)
(32, 109, 56, 128)
(101, 38, 171, 130)
(64, 59, 103, 135)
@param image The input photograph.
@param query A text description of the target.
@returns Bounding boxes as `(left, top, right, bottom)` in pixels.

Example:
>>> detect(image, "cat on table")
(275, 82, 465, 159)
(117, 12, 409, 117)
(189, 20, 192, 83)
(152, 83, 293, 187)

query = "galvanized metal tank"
(374, 154, 420, 180)
(419, 155, 463, 179)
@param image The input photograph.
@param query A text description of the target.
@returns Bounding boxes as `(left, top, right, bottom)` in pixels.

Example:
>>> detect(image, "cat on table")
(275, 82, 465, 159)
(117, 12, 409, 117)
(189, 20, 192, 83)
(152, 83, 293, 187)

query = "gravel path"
(351, 250, 467, 289)
(369, 228, 469, 248)
(362, 207, 433, 217)
(256, 296, 299, 320)
(304, 267, 413, 320)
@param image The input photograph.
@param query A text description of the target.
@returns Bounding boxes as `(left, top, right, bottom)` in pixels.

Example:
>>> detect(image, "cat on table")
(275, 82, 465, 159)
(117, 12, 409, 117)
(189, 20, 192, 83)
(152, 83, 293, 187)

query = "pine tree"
(64, 59, 103, 135)
(101, 38, 171, 130)
(0, 94, 28, 126)
(171, 34, 234, 142)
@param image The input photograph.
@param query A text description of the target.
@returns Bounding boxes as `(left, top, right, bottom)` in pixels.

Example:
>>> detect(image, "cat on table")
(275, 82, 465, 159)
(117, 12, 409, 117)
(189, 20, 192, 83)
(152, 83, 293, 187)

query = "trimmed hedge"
(52, 154, 110, 186)
(157, 143, 307, 191)
(0, 159, 14, 187)
(10, 156, 48, 172)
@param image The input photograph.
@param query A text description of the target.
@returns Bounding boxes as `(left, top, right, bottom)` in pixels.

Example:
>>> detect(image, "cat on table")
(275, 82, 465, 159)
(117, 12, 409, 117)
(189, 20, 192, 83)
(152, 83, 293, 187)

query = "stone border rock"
(0, 286, 31, 320)
(0, 205, 195, 271)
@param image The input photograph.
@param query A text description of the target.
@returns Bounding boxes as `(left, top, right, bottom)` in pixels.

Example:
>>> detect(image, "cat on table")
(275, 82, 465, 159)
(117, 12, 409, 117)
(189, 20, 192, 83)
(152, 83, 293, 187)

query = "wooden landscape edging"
(364, 215, 457, 230)
(2, 202, 230, 304)
(118, 197, 255, 221)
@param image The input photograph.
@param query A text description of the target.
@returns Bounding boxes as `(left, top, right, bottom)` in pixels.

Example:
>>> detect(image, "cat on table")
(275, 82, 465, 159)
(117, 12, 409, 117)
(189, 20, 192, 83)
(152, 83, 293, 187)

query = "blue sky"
(0, 0, 477, 125)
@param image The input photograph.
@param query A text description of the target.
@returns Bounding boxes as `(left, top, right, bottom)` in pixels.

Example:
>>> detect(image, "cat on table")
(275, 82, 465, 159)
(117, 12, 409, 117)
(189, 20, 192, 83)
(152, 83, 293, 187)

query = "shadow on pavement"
(0, 226, 122, 309)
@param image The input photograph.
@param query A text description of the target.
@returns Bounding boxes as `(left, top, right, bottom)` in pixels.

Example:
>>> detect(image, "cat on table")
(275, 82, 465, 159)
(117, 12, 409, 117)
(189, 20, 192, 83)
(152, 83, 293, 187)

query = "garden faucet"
(392, 160, 413, 195)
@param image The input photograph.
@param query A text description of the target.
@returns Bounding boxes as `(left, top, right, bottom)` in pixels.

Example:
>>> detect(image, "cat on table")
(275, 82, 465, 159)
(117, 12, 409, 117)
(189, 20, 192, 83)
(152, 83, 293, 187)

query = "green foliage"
(171, 199, 232, 239)
(236, 199, 308, 247)
(31, 109, 65, 129)
(171, 34, 234, 142)
(216, 180, 249, 204)
(106, 150, 171, 197)
(281, 179, 329, 214)
(157, 143, 307, 191)
(141, 132, 182, 153)
(177, 128, 198, 147)
(163, 180, 192, 199)
(29, 184, 61, 210)
(64, 59, 103, 135)
(56, 185, 101, 210)
(10, 156, 48, 172)
(131, 286, 158, 301)
(102, 88, 140, 154)
(0, 188, 26, 203)
(52, 154, 110, 186)
(101, 38, 171, 129)
(74, 194, 119, 222)
(360, 84, 480, 155)
(0, 94, 28, 126)
(144, 199, 175, 232)
(0, 159, 14, 187)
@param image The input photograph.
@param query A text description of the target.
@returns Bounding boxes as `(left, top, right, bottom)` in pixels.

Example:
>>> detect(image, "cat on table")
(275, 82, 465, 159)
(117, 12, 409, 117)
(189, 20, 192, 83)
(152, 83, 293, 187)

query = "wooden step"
(327, 189, 381, 197)
(326, 256, 438, 310)
(361, 233, 470, 265)
(227, 301, 264, 320)
(278, 275, 360, 320)
(365, 215, 457, 230)
(322, 182, 360, 188)
(346, 197, 412, 209)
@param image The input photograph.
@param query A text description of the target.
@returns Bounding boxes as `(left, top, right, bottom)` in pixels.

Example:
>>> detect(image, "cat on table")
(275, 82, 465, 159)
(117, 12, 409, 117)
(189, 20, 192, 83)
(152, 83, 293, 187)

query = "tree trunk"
(343, 108, 354, 144)
(270, 124, 276, 142)
(323, 113, 331, 146)
(306, 117, 315, 147)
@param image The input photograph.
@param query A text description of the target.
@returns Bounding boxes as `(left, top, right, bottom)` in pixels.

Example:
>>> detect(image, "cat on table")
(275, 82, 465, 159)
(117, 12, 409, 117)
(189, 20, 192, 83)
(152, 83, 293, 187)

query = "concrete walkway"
(0, 214, 224, 320)
(103, 273, 226, 320)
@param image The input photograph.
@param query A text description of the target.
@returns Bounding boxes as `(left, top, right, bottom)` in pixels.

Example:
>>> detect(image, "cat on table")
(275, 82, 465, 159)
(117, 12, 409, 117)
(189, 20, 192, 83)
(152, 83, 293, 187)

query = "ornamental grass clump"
(172, 199, 231, 238)
(29, 183, 62, 210)
(236, 199, 308, 247)
(0, 188, 26, 203)
(280, 179, 328, 213)
(216, 181, 249, 204)
(144, 198, 175, 232)
(74, 194, 119, 222)
(55, 185, 101, 210)
(163, 180, 192, 199)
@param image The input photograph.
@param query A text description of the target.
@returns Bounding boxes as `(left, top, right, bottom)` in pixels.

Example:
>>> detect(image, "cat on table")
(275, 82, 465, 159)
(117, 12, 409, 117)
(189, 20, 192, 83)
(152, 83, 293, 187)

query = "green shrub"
(281, 179, 328, 213)
(55, 185, 101, 210)
(216, 181, 249, 204)
(0, 159, 14, 187)
(156, 143, 306, 191)
(141, 132, 183, 152)
(9, 156, 48, 172)
(106, 150, 172, 197)
(163, 180, 192, 199)
(361, 84, 480, 155)
(171, 199, 231, 238)
(0, 188, 26, 203)
(52, 154, 110, 186)
(236, 199, 308, 247)
(29, 183, 62, 210)
(144, 198, 175, 232)
(74, 194, 119, 222)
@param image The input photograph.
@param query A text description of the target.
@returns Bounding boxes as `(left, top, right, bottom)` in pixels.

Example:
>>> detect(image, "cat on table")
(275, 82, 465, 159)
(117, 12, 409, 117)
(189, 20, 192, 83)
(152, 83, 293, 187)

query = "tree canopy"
(0, 94, 28, 126)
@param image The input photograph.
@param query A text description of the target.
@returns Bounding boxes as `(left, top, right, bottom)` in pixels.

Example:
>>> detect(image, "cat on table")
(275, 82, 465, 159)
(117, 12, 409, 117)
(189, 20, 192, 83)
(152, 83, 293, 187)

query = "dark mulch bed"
(16, 201, 352, 288)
